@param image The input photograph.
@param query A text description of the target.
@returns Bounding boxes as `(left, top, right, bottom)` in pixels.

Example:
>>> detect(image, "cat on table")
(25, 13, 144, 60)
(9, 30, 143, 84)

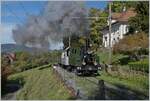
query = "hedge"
(128, 59, 149, 73)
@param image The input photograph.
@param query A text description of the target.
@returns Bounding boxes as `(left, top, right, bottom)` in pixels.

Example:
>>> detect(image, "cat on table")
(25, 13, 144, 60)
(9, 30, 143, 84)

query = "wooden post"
(76, 89, 80, 98)
(69, 36, 71, 48)
(98, 80, 105, 100)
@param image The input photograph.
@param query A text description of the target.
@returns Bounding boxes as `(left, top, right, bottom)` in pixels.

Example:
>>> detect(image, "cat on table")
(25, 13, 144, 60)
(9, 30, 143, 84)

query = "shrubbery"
(2, 51, 61, 73)
(1, 56, 14, 95)
(1, 51, 62, 95)
(113, 32, 149, 55)
(128, 58, 149, 73)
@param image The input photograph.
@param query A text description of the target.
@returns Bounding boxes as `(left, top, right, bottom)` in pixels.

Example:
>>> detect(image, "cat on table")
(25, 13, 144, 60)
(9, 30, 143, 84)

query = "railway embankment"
(53, 64, 149, 100)
(53, 64, 105, 100)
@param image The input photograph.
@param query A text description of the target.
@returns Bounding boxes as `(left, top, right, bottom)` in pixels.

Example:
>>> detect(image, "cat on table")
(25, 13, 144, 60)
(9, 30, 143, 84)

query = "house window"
(117, 37, 120, 40)
(74, 49, 76, 54)
(126, 26, 128, 32)
(113, 38, 116, 43)
(105, 37, 107, 41)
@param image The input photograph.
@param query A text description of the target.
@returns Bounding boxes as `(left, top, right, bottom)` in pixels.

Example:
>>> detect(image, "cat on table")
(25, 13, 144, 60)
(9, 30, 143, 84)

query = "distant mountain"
(1, 44, 37, 53)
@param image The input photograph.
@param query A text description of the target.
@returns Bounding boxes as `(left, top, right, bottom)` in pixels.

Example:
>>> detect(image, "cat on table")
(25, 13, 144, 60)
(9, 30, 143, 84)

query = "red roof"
(112, 8, 136, 22)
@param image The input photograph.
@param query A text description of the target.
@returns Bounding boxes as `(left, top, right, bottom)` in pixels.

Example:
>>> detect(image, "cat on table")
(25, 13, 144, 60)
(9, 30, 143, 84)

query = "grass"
(128, 58, 149, 73)
(96, 50, 127, 64)
(7, 65, 73, 100)
(75, 76, 99, 98)
(97, 71, 149, 97)
(96, 50, 149, 99)
(62, 69, 99, 99)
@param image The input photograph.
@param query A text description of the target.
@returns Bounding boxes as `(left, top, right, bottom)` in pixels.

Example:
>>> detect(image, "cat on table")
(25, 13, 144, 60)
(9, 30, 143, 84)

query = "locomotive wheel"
(74, 69, 78, 75)
(74, 69, 81, 76)
(67, 66, 72, 72)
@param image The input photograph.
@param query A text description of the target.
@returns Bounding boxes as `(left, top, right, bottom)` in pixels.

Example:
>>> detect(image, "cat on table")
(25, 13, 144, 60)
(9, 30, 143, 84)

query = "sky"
(1, 1, 107, 49)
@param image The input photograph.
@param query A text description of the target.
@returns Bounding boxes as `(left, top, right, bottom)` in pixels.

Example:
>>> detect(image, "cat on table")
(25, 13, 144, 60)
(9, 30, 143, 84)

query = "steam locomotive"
(61, 38, 101, 75)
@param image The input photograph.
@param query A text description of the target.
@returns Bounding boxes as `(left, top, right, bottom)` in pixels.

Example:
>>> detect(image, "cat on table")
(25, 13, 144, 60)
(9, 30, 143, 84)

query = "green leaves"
(129, 1, 149, 33)
(10, 51, 61, 73)
(89, 8, 108, 49)
(105, 1, 137, 13)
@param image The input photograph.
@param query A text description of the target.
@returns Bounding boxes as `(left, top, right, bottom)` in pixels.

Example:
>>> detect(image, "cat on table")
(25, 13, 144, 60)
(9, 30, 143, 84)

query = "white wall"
(102, 22, 129, 47)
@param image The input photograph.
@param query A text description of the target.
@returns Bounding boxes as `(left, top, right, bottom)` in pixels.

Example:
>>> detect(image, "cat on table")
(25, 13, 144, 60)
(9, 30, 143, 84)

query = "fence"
(52, 65, 79, 98)
(52, 64, 106, 100)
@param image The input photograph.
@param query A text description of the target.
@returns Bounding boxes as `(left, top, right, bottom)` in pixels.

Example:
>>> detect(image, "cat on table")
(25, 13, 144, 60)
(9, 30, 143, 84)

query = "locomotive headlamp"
(94, 61, 97, 65)
(82, 61, 86, 65)
(89, 67, 92, 70)
(98, 66, 101, 70)
(77, 67, 81, 70)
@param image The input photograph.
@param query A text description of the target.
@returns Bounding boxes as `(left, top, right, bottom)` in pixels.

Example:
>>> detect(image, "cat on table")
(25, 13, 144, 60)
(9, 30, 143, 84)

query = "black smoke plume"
(12, 1, 89, 50)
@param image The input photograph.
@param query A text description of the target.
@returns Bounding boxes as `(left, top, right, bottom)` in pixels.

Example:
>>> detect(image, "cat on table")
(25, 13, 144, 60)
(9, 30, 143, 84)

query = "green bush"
(128, 58, 149, 73)
(11, 51, 61, 73)
(137, 48, 149, 55)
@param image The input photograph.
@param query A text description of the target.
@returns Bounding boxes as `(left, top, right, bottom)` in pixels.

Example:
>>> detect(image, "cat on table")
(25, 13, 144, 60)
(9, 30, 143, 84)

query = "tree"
(89, 8, 108, 49)
(62, 8, 108, 50)
(129, 1, 149, 33)
(63, 34, 86, 49)
(105, 1, 137, 13)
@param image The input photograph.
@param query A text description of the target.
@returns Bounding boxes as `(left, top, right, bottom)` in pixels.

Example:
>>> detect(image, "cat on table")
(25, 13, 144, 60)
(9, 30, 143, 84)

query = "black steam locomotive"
(61, 38, 101, 76)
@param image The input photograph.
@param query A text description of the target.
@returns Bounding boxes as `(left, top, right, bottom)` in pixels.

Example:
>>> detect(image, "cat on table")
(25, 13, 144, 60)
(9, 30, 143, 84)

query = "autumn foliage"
(1, 56, 14, 94)
(113, 32, 149, 54)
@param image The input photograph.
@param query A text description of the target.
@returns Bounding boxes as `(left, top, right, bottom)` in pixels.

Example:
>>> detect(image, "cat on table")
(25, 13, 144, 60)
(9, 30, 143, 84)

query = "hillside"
(7, 65, 74, 100)
(1, 44, 35, 53)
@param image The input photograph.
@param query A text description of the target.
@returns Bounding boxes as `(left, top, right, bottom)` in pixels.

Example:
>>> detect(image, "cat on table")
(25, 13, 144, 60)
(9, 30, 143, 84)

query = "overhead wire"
(18, 1, 50, 44)
(18, 1, 43, 30)
(5, 4, 24, 24)
(19, 1, 30, 16)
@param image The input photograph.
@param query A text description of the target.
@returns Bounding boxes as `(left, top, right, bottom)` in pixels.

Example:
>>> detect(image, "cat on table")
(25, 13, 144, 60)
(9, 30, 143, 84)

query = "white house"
(102, 8, 136, 47)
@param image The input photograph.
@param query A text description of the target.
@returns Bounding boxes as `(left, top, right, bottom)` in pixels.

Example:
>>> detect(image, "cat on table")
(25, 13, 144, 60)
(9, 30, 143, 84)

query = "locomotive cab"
(61, 47, 70, 69)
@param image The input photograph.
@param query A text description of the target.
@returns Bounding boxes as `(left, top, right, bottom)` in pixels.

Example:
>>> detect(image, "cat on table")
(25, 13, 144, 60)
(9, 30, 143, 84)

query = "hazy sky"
(1, 1, 107, 49)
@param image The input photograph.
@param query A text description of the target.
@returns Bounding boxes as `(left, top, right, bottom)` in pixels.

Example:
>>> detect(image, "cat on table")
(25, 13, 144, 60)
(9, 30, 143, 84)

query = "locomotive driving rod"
(65, 46, 70, 51)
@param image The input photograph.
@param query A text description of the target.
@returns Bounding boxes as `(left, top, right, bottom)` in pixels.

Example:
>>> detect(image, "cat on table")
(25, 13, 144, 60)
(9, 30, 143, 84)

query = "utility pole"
(108, 2, 112, 64)
(69, 35, 71, 48)
(72, 5, 112, 65)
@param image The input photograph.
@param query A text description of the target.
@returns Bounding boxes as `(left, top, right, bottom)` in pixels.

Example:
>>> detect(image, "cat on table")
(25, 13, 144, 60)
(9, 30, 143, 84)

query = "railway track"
(53, 64, 148, 100)
(53, 64, 105, 99)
